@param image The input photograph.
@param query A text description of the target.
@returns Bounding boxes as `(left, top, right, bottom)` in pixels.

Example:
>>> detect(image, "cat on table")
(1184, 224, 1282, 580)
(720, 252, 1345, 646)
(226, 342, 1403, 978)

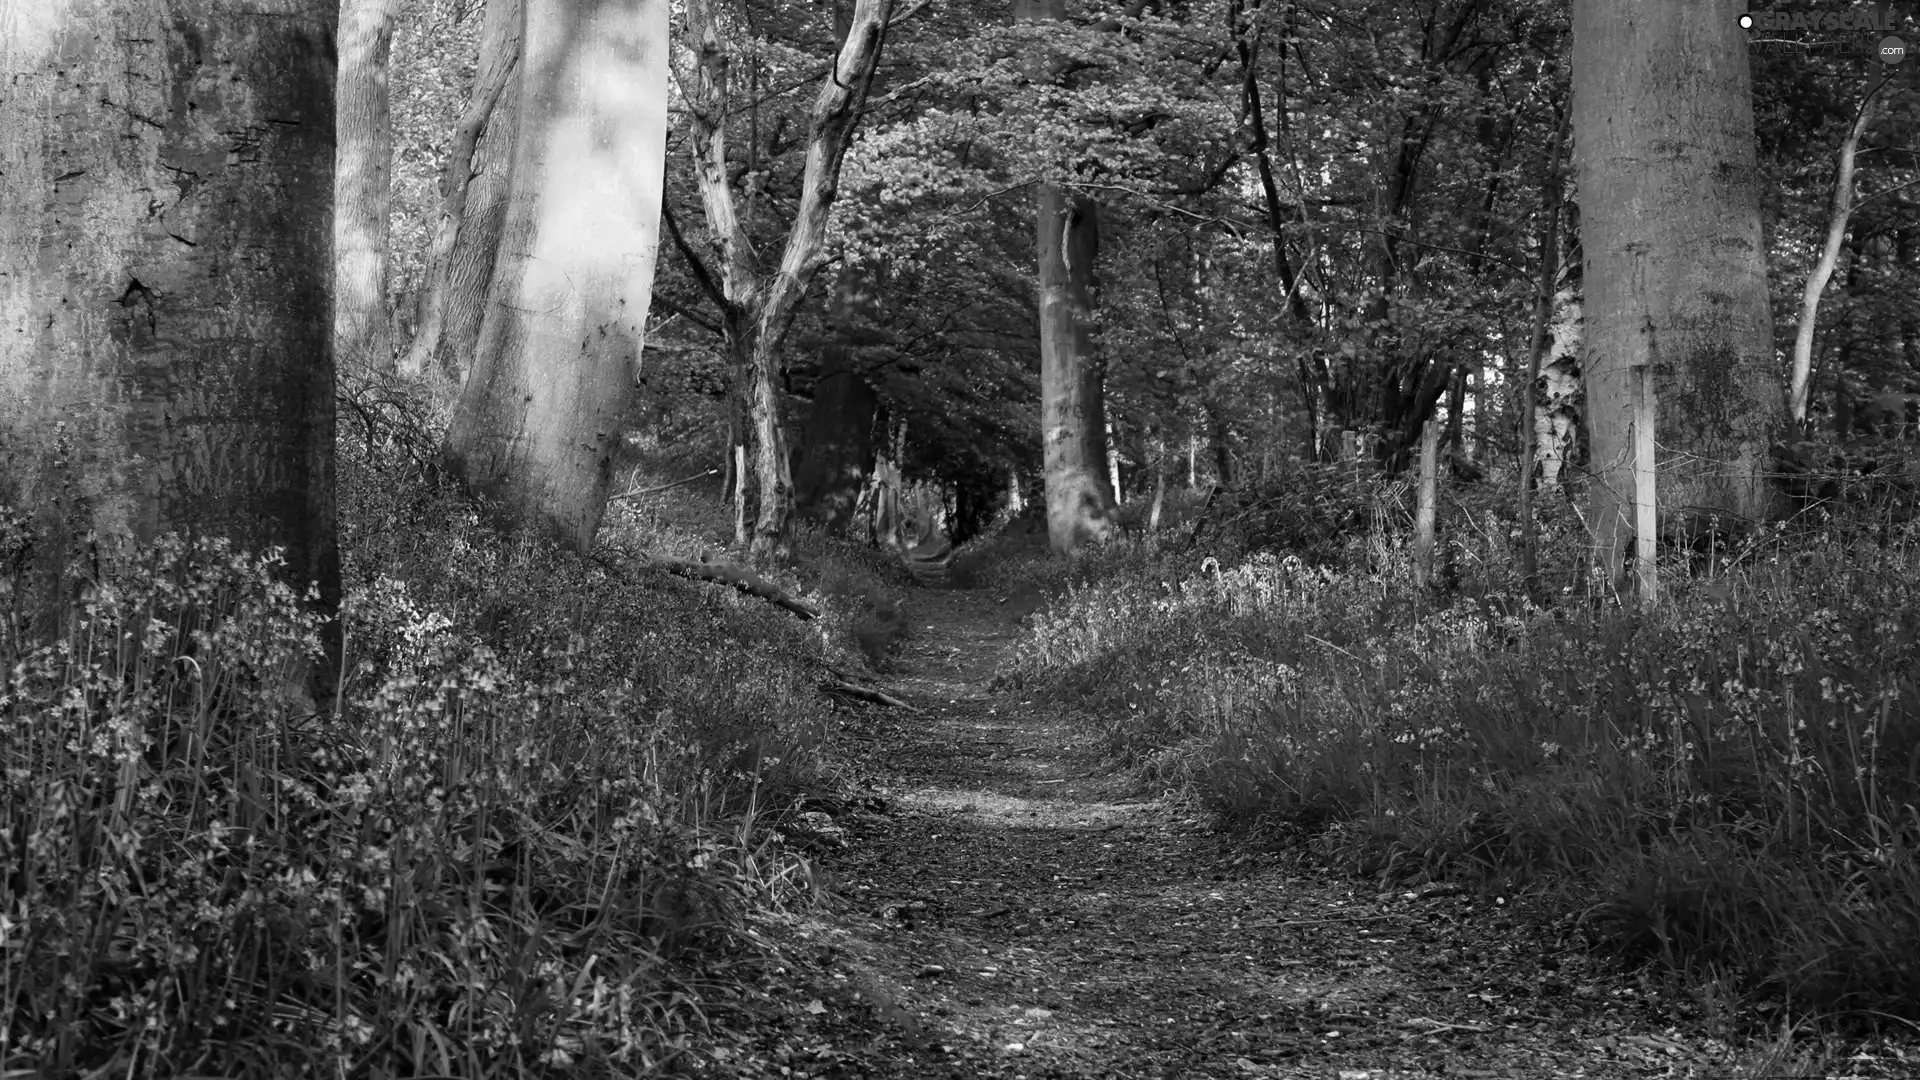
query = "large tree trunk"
(442, 0, 670, 551)
(1573, 0, 1781, 583)
(0, 0, 339, 638)
(334, 0, 400, 372)
(400, 0, 522, 380)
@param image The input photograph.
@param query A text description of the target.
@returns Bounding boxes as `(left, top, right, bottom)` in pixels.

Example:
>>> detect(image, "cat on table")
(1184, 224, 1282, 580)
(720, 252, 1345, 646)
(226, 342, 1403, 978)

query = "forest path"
(744, 588, 1759, 1079)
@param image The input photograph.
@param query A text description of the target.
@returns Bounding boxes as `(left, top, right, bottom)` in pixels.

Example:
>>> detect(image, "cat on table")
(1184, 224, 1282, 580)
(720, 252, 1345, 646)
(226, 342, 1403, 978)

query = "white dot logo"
(1739, 12, 1755, 29)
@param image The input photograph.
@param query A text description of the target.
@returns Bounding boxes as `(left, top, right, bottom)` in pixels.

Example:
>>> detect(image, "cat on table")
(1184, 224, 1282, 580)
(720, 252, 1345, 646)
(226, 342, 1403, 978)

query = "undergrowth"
(1007, 459, 1920, 1026)
(0, 372, 841, 1077)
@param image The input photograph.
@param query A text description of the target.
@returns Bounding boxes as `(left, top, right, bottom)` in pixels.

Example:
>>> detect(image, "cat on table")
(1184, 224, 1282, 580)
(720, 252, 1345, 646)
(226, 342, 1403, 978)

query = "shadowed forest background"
(2, 0, 1920, 1075)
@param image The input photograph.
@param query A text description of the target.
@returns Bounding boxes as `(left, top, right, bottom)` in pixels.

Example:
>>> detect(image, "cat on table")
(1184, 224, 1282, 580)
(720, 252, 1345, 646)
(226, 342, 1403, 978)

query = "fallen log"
(597, 550, 821, 620)
(643, 553, 821, 620)
(821, 679, 918, 711)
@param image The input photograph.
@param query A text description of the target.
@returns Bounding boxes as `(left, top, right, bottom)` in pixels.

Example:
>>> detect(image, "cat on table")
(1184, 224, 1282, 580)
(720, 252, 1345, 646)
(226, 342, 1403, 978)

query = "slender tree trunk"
(1206, 401, 1234, 487)
(794, 272, 879, 530)
(334, 0, 400, 373)
(0, 0, 339, 643)
(1788, 78, 1887, 425)
(1573, 0, 1780, 584)
(792, 356, 878, 530)
(1413, 415, 1441, 589)
(400, 0, 521, 379)
(743, 0, 890, 555)
(443, 0, 670, 551)
(1517, 129, 1564, 591)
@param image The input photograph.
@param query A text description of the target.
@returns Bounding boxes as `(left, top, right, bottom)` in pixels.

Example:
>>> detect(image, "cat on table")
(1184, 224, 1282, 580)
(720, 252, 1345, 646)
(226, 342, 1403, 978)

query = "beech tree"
(0, 0, 339, 629)
(441, 0, 671, 551)
(335, 0, 402, 372)
(1573, 0, 1782, 581)
(1018, 0, 1116, 555)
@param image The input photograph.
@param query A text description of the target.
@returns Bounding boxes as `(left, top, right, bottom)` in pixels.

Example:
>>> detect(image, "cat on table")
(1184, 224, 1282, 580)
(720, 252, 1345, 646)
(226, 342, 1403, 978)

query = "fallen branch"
(822, 680, 918, 711)
(1251, 913, 1403, 927)
(1403, 1017, 1491, 1035)
(600, 550, 821, 620)
(610, 468, 721, 502)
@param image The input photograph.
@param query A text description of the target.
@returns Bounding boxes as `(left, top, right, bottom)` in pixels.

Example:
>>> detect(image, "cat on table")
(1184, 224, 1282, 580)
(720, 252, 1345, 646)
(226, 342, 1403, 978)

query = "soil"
(711, 588, 1918, 1079)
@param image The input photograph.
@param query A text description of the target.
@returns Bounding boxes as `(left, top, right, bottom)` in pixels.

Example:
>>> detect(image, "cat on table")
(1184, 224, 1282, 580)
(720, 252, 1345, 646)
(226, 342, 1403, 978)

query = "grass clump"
(1009, 496, 1920, 1023)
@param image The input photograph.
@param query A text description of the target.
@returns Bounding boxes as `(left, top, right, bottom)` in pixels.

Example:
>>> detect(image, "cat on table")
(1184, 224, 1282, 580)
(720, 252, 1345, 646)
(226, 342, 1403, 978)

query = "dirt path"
(726, 589, 1904, 1079)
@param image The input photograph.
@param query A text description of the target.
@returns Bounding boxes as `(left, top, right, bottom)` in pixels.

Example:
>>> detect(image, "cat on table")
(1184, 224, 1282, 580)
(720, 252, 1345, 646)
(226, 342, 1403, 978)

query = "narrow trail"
(739, 588, 1820, 1079)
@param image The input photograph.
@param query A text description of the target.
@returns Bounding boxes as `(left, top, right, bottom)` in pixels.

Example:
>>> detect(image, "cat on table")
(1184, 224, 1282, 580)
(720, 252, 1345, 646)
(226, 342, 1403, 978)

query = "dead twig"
(610, 468, 721, 501)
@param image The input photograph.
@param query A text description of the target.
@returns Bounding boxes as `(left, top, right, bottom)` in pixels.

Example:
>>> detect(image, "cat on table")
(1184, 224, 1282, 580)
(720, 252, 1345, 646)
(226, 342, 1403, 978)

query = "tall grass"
(0, 381, 835, 1076)
(1009, 511, 1920, 1021)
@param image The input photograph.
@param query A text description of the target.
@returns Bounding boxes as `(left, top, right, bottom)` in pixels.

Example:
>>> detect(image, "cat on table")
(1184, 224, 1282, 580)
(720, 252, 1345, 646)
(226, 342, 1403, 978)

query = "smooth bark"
(334, 0, 400, 372)
(1034, 185, 1117, 554)
(0, 0, 339, 634)
(1018, 0, 1114, 554)
(1572, 0, 1780, 583)
(442, 0, 670, 551)
(400, 0, 521, 379)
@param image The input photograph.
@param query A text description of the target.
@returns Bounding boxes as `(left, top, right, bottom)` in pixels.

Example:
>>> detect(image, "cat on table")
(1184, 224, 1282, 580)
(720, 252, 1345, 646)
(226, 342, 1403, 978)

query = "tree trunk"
(334, 0, 400, 373)
(400, 0, 521, 380)
(681, 0, 893, 558)
(1413, 414, 1441, 590)
(1033, 185, 1117, 554)
(1788, 79, 1886, 425)
(0, 0, 339, 639)
(1573, 0, 1781, 584)
(792, 354, 878, 530)
(1518, 113, 1567, 592)
(1206, 401, 1235, 487)
(1018, 0, 1114, 556)
(443, 0, 670, 552)
(742, 0, 891, 556)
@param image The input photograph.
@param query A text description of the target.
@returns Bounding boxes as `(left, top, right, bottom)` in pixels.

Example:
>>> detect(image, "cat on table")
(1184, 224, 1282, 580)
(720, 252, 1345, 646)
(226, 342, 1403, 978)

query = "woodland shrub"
(1011, 512, 1920, 1021)
(0, 391, 832, 1077)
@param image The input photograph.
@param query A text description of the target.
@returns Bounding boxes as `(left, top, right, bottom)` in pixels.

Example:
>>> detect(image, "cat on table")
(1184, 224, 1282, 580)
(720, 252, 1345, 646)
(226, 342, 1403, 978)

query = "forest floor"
(710, 588, 1919, 1080)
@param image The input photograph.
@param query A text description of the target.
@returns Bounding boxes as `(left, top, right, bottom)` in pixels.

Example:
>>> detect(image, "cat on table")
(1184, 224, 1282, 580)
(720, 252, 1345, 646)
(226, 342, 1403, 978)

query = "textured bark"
(399, 0, 521, 379)
(442, 0, 670, 551)
(1573, 0, 1781, 582)
(1412, 415, 1441, 590)
(0, 0, 339, 634)
(334, 0, 400, 372)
